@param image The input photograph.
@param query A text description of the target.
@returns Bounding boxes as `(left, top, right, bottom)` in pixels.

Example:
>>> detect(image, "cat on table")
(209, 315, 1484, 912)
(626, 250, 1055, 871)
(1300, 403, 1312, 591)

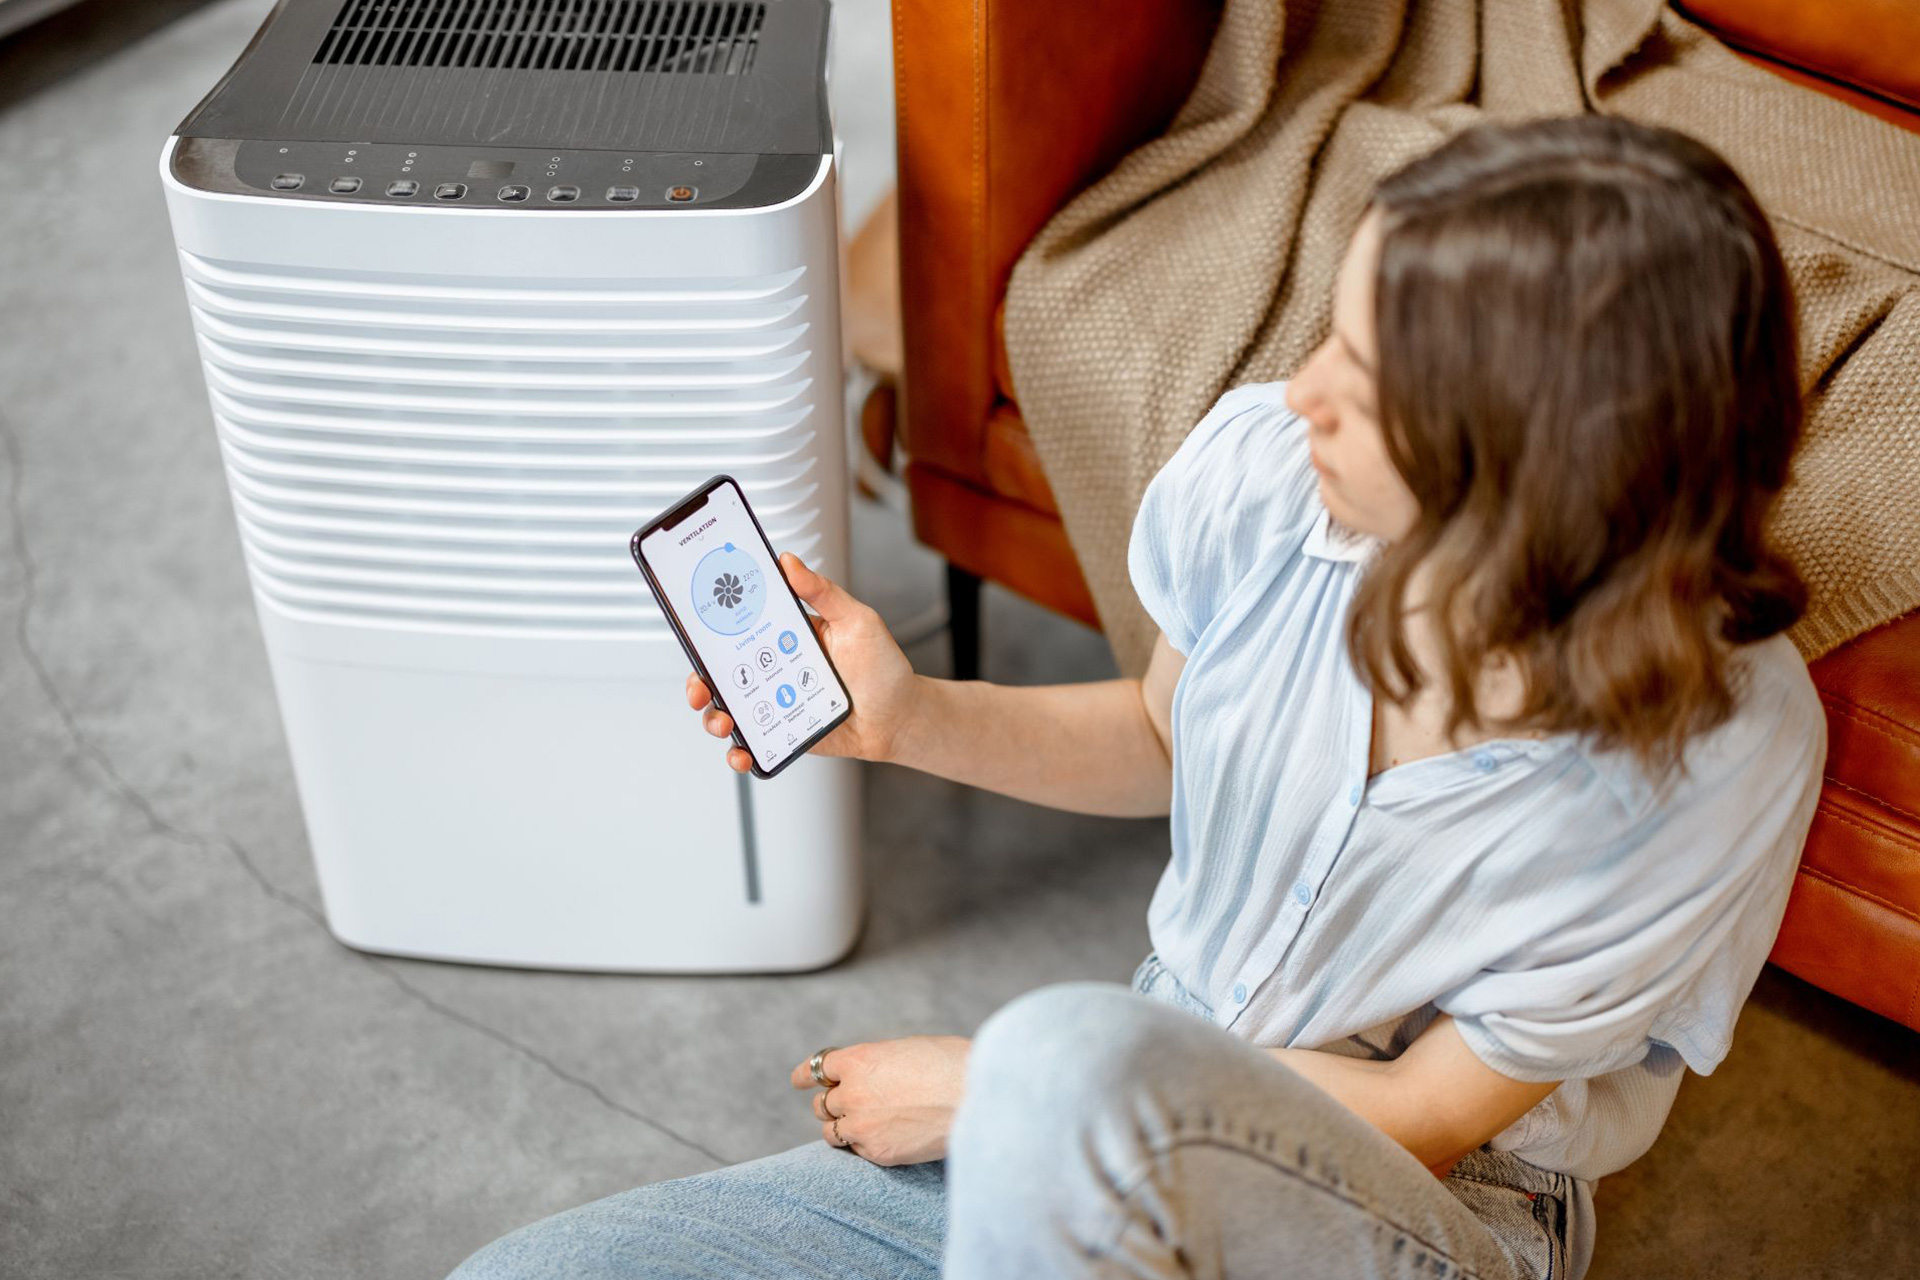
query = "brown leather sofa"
(867, 0, 1920, 1032)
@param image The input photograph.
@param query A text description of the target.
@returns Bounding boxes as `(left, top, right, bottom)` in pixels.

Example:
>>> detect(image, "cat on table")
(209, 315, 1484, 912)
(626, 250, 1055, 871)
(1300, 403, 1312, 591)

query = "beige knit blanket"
(1003, 0, 1920, 675)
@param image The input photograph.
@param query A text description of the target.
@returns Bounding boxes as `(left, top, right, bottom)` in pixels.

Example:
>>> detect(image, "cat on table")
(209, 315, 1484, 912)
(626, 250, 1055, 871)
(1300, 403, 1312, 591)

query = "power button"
(667, 185, 697, 202)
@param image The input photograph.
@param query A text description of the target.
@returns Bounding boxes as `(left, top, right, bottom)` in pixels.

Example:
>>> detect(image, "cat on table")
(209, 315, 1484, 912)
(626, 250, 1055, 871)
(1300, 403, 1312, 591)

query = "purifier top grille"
(173, 0, 827, 155)
(314, 0, 765, 76)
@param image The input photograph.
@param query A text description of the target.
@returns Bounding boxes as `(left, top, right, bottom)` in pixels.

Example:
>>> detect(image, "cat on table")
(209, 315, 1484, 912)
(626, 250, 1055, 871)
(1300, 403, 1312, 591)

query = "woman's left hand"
(791, 1036, 971, 1167)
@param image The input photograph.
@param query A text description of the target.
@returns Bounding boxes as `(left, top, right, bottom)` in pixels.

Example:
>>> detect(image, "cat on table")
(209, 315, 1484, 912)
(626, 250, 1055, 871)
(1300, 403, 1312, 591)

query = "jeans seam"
(1443, 1172, 1553, 1197)
(1092, 1131, 1499, 1280)
(1447, 1172, 1566, 1278)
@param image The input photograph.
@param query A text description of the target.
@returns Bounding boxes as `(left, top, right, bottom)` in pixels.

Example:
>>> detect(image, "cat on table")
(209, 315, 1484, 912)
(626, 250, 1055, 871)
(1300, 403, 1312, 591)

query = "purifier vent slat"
(210, 389, 818, 445)
(227, 463, 822, 524)
(255, 595, 675, 641)
(204, 364, 812, 418)
(237, 514, 820, 574)
(198, 336, 811, 393)
(218, 439, 818, 497)
(229, 484, 819, 545)
(185, 276, 812, 337)
(217, 415, 819, 468)
(193, 310, 811, 366)
(315, 0, 764, 74)
(183, 256, 807, 305)
(249, 564, 659, 620)
(185, 255, 832, 640)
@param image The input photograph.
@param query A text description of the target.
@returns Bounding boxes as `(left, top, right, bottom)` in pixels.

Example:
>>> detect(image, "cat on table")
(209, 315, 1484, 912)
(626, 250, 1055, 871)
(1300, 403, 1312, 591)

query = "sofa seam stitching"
(1821, 694, 1920, 750)
(1797, 860, 1920, 928)
(1815, 802, 1920, 853)
(1825, 776, 1920, 827)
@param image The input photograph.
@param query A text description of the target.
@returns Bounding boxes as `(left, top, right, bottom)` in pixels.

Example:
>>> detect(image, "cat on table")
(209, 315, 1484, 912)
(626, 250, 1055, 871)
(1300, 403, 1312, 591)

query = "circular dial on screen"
(691, 543, 767, 636)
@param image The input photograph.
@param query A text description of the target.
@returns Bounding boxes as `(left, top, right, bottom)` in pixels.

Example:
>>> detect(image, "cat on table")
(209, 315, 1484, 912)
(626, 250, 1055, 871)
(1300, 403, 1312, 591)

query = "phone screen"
(635, 478, 851, 775)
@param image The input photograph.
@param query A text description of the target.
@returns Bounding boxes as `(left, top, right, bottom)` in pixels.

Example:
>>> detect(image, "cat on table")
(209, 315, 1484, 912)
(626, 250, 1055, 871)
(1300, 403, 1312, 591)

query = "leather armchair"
(883, 0, 1222, 647)
(870, 0, 1920, 1030)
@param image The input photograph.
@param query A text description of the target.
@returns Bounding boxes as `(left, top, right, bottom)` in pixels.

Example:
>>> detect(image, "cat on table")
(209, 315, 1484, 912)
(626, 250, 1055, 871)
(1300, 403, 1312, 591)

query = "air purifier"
(159, 0, 862, 971)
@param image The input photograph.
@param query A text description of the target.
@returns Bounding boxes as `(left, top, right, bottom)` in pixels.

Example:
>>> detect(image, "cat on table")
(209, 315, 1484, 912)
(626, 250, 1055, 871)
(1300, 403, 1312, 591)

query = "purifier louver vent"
(315, 0, 765, 75)
(178, 250, 826, 640)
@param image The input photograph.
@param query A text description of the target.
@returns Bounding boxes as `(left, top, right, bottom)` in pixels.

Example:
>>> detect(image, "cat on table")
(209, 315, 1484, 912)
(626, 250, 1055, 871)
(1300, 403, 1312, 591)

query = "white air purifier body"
(159, 0, 862, 971)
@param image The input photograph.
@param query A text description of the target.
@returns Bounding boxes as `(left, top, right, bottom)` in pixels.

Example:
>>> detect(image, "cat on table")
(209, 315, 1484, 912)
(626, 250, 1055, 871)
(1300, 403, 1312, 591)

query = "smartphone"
(631, 475, 854, 779)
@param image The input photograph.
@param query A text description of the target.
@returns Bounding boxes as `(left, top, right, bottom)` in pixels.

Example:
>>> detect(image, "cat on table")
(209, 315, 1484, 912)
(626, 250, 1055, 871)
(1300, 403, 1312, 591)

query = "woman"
(453, 116, 1824, 1280)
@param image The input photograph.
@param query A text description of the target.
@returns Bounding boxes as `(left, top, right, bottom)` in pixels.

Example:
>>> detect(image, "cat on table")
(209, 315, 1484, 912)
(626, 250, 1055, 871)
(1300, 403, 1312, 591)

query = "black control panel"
(229, 139, 769, 209)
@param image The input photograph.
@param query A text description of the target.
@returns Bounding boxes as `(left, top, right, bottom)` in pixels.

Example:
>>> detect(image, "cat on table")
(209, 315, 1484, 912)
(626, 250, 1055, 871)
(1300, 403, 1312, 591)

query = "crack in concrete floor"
(0, 410, 732, 1172)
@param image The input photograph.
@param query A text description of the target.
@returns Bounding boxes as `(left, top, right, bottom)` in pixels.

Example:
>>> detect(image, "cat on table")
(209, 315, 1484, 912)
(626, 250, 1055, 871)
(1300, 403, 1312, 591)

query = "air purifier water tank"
(159, 0, 861, 971)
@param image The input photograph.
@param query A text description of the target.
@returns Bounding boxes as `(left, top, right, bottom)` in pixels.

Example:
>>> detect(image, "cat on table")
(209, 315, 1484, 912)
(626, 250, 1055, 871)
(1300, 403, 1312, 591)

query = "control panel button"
(606, 185, 640, 202)
(546, 184, 580, 203)
(386, 180, 419, 197)
(667, 185, 697, 202)
(434, 182, 468, 200)
(497, 184, 530, 202)
(270, 173, 304, 190)
(328, 176, 362, 194)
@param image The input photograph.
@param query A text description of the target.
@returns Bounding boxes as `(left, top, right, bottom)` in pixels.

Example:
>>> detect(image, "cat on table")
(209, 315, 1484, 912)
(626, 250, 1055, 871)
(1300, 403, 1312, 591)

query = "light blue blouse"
(1127, 381, 1826, 1273)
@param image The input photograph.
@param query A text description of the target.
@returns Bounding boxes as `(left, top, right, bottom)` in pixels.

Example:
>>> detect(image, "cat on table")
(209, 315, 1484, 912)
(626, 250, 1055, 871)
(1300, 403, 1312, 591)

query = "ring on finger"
(818, 1087, 839, 1120)
(808, 1047, 841, 1088)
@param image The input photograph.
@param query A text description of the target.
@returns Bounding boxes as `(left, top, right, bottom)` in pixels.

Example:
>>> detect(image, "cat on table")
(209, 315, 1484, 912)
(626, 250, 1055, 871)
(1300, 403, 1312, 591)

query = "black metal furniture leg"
(946, 562, 982, 681)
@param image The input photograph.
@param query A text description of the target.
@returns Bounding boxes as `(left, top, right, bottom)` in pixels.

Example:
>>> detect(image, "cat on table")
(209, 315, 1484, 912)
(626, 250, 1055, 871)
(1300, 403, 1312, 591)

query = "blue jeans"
(451, 957, 1574, 1279)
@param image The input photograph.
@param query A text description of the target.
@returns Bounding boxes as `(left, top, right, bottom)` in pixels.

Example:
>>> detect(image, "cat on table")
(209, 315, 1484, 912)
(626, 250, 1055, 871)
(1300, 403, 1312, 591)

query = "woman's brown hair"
(1349, 116, 1805, 780)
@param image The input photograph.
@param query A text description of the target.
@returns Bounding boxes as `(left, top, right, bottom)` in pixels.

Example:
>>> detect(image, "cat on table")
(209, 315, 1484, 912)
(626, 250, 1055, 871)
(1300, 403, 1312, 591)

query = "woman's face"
(1284, 211, 1420, 543)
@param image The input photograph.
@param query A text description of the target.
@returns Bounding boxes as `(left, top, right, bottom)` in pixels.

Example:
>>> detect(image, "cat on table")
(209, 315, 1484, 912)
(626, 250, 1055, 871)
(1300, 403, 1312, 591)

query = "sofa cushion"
(982, 402, 1061, 517)
(1811, 610, 1920, 824)
(1775, 609, 1920, 1027)
(992, 297, 1017, 406)
(986, 301, 1062, 516)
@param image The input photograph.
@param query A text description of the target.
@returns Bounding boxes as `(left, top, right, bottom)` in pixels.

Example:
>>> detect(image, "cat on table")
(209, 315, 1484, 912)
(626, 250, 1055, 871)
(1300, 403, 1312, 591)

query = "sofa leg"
(946, 563, 982, 681)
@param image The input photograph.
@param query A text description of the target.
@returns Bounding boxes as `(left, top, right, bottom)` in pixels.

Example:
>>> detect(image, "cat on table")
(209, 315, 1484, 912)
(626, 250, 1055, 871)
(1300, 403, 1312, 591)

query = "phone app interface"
(641, 483, 847, 770)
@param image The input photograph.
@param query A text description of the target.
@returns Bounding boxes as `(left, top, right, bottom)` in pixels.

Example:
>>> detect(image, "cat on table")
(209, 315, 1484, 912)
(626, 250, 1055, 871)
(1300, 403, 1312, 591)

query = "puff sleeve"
(1126, 382, 1318, 655)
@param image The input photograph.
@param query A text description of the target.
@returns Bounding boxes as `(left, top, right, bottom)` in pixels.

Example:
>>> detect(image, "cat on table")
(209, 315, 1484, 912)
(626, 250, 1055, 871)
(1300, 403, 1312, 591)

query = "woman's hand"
(791, 1036, 971, 1167)
(685, 552, 921, 772)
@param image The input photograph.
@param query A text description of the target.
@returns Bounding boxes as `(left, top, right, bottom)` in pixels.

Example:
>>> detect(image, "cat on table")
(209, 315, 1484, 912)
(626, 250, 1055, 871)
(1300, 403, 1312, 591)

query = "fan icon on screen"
(711, 573, 745, 608)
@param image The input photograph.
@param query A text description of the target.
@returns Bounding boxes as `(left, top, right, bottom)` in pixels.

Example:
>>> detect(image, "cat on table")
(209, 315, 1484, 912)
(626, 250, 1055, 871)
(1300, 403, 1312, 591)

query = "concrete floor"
(1, 2, 1915, 1277)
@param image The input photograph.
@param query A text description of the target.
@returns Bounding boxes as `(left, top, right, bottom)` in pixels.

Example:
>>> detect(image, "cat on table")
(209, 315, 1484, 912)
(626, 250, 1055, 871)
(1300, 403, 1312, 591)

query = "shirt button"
(1472, 750, 1497, 773)
(1292, 881, 1313, 906)
(1348, 783, 1362, 805)
(1232, 982, 1248, 1005)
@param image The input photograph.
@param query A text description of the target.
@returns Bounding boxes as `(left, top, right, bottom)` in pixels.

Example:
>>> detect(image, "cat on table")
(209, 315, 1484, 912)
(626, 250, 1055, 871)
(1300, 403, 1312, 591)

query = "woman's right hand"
(685, 552, 921, 772)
